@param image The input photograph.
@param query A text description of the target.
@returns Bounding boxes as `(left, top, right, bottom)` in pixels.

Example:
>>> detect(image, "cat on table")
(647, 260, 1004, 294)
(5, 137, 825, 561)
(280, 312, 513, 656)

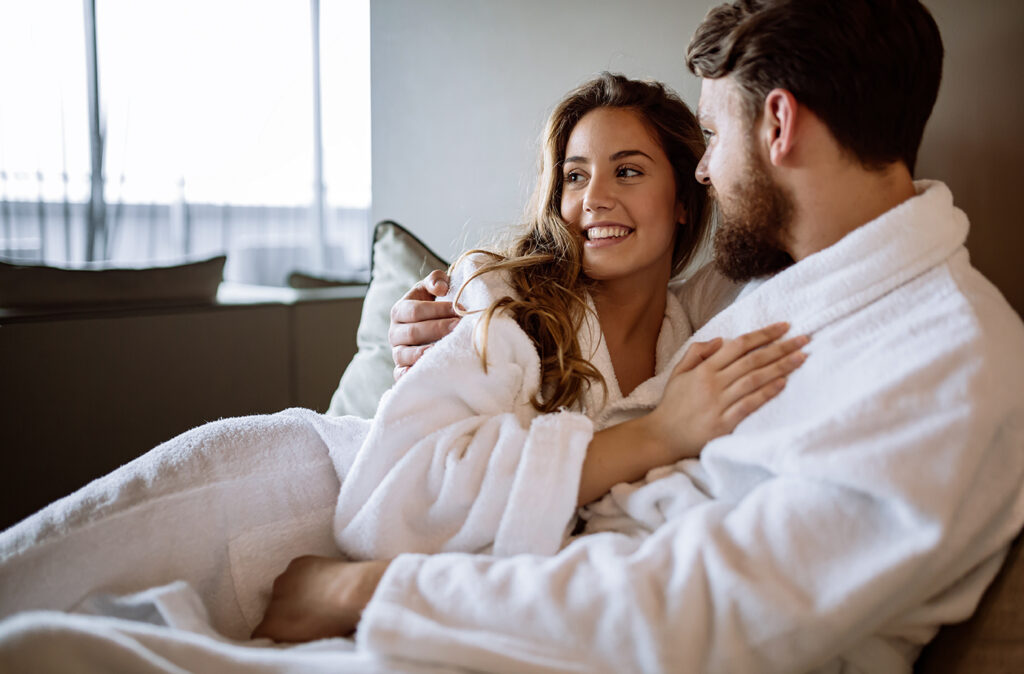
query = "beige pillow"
(327, 221, 448, 418)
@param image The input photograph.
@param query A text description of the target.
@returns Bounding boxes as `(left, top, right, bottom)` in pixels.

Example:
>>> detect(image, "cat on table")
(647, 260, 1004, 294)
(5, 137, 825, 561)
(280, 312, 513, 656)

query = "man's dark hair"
(686, 0, 943, 172)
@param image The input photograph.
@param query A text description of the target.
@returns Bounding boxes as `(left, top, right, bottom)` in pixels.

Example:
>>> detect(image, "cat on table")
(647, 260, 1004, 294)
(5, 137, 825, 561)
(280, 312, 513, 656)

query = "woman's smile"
(584, 223, 635, 247)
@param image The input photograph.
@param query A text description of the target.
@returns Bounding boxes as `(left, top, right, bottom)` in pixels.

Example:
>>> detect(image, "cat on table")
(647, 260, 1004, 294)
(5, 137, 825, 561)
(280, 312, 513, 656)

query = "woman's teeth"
(587, 226, 632, 240)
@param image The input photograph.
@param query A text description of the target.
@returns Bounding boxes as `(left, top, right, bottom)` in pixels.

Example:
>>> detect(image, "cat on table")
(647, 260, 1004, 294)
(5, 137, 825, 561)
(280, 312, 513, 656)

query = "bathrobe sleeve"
(333, 262, 594, 560)
(354, 290, 1024, 673)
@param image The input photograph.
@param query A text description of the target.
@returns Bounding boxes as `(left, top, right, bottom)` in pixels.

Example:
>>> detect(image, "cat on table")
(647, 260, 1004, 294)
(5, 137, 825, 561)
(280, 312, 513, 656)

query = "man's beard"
(711, 150, 795, 282)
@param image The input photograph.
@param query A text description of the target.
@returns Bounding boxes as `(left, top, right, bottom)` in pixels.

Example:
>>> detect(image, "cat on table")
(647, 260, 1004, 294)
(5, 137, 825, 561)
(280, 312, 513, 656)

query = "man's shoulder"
(850, 248, 1024, 405)
(943, 250, 1024, 370)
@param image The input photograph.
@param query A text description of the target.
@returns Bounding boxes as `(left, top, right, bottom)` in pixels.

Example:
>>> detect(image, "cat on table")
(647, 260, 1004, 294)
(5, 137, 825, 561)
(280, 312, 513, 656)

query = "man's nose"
(583, 177, 615, 211)
(695, 152, 711, 185)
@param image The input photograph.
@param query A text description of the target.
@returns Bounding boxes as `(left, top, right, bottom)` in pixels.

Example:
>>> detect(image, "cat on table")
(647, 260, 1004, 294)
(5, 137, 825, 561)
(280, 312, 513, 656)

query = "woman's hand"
(648, 322, 809, 463)
(251, 556, 390, 643)
(577, 322, 808, 506)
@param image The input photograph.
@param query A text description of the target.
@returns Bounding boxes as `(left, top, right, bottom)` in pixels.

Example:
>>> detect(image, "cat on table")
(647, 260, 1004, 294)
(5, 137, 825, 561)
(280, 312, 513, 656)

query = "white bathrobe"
(353, 181, 1024, 673)
(332, 252, 694, 560)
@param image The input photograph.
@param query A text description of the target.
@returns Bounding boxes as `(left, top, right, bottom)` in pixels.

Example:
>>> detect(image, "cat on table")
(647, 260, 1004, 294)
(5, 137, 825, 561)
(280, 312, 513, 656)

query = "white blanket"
(354, 181, 1024, 673)
(0, 409, 414, 671)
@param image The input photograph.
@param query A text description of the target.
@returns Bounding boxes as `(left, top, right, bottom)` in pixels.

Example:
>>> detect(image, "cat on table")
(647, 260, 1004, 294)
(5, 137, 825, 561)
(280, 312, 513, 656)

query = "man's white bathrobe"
(1, 181, 1022, 673)
(350, 180, 1024, 673)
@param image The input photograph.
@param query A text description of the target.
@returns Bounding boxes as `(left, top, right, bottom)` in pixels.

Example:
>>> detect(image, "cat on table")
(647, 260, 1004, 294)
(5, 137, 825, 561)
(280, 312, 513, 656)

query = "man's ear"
(762, 88, 798, 167)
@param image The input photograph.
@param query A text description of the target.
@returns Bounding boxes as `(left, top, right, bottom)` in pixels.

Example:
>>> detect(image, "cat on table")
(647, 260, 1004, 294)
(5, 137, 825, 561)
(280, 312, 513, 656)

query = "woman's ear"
(675, 201, 687, 226)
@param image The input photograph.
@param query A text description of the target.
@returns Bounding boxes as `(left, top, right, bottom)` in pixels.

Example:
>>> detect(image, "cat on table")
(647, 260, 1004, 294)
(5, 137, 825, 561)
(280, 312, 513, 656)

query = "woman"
(326, 73, 808, 564)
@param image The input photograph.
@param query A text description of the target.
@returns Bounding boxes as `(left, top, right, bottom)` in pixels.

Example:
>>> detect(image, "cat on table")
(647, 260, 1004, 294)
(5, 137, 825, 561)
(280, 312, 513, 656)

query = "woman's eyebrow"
(610, 150, 653, 161)
(564, 150, 654, 164)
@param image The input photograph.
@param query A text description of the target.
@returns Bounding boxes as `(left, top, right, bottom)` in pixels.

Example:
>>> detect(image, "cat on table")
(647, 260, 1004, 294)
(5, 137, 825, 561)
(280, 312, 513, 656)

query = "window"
(0, 0, 370, 285)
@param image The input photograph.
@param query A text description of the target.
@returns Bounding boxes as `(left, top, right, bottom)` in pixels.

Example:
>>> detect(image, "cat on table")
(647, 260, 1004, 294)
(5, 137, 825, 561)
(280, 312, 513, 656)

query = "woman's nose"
(583, 177, 614, 211)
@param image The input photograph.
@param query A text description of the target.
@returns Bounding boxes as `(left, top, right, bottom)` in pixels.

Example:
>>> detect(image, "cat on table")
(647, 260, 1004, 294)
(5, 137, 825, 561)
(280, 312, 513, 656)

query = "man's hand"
(251, 556, 390, 643)
(389, 270, 461, 380)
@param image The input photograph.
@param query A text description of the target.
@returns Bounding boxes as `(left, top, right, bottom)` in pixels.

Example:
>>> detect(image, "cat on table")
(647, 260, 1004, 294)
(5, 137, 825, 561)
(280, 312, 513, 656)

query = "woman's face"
(559, 107, 684, 286)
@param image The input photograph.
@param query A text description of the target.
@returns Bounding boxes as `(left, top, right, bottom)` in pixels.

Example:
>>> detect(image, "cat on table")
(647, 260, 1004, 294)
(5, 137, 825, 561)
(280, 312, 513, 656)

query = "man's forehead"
(697, 78, 728, 125)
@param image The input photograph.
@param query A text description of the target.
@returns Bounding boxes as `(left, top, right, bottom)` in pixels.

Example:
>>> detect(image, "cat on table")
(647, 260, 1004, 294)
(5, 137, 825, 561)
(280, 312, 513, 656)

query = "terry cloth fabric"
(0, 582, 453, 673)
(333, 253, 693, 559)
(356, 181, 1024, 674)
(0, 409, 363, 639)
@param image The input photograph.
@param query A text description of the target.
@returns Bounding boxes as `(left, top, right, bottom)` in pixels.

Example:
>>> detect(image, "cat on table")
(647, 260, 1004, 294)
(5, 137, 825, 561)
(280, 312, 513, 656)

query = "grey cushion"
(0, 255, 225, 308)
(327, 220, 448, 418)
(287, 270, 368, 289)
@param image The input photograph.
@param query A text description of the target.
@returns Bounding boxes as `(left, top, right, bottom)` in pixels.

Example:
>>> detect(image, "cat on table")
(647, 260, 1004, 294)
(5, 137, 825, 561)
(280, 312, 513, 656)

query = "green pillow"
(327, 220, 448, 418)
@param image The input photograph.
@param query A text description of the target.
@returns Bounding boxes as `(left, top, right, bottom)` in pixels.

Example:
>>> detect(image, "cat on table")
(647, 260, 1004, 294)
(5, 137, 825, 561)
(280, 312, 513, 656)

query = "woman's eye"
(564, 171, 584, 183)
(618, 167, 642, 178)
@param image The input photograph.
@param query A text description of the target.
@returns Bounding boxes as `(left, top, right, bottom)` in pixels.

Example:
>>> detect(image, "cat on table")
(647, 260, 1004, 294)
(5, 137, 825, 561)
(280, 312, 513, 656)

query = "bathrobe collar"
(625, 180, 969, 408)
(578, 289, 689, 415)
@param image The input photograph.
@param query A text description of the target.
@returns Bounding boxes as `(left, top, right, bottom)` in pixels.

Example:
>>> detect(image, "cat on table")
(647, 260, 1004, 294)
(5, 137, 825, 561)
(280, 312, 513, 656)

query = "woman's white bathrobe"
(332, 255, 693, 560)
(352, 181, 1024, 673)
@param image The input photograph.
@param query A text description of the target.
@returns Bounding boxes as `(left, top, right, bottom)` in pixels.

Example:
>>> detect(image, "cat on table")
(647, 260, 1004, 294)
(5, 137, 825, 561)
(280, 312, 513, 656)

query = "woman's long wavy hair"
(455, 72, 711, 413)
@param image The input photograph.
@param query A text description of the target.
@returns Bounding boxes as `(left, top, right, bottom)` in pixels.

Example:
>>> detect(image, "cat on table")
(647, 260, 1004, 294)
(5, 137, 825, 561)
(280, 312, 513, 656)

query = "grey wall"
(371, 0, 1024, 315)
(370, 0, 709, 258)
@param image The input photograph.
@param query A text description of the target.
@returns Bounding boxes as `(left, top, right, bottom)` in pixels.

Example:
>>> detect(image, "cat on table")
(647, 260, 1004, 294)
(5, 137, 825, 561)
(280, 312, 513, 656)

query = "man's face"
(696, 78, 794, 281)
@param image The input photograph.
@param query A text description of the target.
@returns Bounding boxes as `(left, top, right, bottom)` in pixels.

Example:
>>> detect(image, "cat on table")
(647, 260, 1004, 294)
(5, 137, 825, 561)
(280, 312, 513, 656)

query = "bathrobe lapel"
(623, 180, 969, 411)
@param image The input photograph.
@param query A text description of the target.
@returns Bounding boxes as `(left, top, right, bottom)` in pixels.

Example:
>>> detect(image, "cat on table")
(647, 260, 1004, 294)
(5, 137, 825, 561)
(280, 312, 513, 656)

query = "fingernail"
(796, 335, 811, 346)
(790, 351, 808, 364)
(437, 282, 449, 295)
(447, 318, 459, 331)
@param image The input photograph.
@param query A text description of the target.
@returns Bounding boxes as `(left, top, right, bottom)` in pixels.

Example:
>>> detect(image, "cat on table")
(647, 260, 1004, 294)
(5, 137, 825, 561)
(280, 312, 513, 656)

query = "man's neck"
(785, 161, 917, 262)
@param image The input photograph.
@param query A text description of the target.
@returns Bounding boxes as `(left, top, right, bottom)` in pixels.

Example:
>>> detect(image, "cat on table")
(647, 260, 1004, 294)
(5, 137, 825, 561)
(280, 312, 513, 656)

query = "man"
(256, 1, 1024, 671)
